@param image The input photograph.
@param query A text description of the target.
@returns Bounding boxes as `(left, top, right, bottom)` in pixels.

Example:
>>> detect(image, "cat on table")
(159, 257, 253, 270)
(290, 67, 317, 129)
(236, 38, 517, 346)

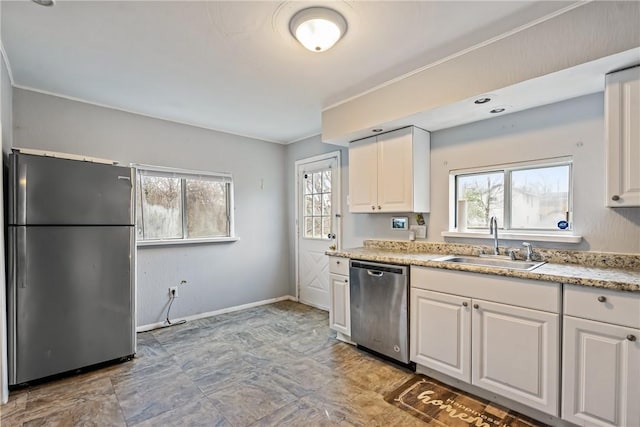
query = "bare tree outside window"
(136, 169, 233, 242)
(303, 169, 332, 239)
(186, 179, 228, 238)
(457, 172, 504, 228)
(140, 175, 182, 239)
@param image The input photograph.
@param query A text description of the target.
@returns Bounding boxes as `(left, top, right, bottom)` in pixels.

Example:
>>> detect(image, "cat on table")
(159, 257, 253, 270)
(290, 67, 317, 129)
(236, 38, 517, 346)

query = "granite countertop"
(327, 244, 640, 293)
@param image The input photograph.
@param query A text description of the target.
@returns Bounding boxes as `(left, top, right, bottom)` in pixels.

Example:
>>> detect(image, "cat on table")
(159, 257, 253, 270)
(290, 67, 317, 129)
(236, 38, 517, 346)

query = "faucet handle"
(522, 242, 534, 261)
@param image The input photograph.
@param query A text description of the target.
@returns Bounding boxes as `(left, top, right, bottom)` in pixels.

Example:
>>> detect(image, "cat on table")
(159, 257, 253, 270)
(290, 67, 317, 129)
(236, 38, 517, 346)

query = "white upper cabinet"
(605, 66, 640, 207)
(348, 127, 430, 213)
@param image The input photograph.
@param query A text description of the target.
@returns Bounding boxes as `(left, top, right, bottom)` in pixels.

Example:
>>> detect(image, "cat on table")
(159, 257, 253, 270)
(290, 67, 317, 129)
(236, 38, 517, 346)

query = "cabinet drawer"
(564, 285, 640, 328)
(329, 256, 349, 276)
(411, 266, 560, 313)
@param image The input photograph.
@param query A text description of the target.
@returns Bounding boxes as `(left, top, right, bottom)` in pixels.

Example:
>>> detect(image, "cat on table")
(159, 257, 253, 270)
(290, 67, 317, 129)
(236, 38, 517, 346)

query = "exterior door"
(296, 153, 340, 310)
(562, 316, 640, 427)
(411, 289, 471, 382)
(471, 299, 559, 416)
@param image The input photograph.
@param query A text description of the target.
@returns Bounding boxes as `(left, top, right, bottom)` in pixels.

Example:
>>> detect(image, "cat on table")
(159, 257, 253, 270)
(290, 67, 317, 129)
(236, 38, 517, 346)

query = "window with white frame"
(135, 166, 234, 243)
(452, 159, 573, 232)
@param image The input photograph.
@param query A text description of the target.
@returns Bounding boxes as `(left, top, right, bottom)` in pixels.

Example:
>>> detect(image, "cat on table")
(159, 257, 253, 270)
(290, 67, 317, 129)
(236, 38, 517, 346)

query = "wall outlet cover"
(410, 225, 427, 239)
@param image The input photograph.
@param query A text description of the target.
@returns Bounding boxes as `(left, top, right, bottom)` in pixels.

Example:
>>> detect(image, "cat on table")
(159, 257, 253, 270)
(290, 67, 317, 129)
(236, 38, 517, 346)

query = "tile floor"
(1, 301, 427, 426)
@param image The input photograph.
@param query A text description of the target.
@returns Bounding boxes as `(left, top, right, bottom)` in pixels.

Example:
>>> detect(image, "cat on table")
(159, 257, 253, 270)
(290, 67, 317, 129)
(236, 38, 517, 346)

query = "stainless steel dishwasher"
(350, 260, 413, 367)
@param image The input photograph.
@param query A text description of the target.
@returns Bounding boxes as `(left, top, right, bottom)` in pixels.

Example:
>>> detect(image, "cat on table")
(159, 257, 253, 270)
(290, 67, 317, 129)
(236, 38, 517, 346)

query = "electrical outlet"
(168, 286, 178, 298)
(410, 225, 427, 239)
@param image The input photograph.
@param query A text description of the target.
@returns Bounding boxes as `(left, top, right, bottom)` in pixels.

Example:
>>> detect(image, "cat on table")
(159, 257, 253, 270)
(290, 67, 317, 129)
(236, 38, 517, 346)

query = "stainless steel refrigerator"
(7, 152, 136, 385)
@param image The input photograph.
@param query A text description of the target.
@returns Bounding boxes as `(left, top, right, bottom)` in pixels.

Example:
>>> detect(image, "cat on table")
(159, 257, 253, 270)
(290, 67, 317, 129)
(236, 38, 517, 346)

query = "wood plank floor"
(1, 301, 426, 426)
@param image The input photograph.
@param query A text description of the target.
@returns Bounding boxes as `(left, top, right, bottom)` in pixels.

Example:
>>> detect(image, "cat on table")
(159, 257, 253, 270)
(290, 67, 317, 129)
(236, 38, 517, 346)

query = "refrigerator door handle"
(17, 227, 27, 288)
(17, 161, 27, 224)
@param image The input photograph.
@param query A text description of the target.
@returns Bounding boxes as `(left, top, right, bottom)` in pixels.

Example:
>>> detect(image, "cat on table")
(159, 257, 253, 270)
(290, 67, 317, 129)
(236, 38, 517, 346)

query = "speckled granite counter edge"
(327, 246, 640, 293)
(362, 239, 640, 270)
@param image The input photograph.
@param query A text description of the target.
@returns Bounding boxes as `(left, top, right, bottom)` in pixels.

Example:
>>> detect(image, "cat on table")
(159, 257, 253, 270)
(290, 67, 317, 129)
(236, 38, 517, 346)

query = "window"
(303, 169, 332, 239)
(135, 166, 234, 244)
(452, 159, 572, 233)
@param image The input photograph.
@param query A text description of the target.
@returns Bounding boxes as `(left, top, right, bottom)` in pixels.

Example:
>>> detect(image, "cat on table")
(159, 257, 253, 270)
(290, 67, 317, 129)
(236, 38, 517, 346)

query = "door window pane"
(302, 168, 332, 239)
(511, 165, 570, 229)
(185, 179, 228, 238)
(140, 175, 182, 239)
(457, 172, 504, 228)
(322, 170, 332, 192)
(304, 195, 313, 215)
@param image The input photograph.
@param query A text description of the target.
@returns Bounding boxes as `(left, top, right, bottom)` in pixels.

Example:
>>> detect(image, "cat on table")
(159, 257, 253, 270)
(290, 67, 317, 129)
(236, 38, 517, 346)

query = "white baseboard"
(136, 295, 297, 333)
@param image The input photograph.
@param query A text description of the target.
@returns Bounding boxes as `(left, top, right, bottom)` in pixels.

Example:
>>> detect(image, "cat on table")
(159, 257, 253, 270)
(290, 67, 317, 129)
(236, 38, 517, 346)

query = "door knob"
(597, 296, 606, 303)
(473, 304, 479, 309)
(377, 205, 381, 210)
(327, 233, 336, 239)
(462, 302, 468, 307)
(627, 335, 636, 342)
(371, 206, 375, 210)
(611, 195, 620, 201)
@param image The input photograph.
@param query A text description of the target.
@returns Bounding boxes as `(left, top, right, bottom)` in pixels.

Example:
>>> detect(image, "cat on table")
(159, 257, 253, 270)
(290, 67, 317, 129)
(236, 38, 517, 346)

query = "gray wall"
(1, 51, 10, 153)
(13, 88, 290, 327)
(11, 87, 640, 326)
(0, 15, 12, 401)
(289, 93, 640, 258)
(430, 93, 640, 253)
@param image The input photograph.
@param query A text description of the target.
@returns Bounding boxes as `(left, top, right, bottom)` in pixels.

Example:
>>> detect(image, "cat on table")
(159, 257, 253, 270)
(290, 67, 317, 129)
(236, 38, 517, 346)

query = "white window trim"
(133, 163, 236, 246)
(443, 157, 582, 244)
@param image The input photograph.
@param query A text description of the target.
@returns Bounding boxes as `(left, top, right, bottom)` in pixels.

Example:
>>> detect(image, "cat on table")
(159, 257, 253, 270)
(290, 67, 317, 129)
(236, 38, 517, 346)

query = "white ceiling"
(2, 1, 577, 144)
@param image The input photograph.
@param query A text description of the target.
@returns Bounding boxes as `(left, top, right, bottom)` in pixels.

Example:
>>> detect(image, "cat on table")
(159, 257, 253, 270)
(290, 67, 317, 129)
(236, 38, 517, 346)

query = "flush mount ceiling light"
(32, 0, 55, 6)
(372, 128, 384, 133)
(289, 7, 347, 52)
(490, 107, 506, 114)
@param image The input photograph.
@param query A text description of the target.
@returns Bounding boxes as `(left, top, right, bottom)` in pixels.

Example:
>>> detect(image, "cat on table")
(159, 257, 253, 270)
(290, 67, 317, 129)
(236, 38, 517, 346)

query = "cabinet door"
(562, 316, 640, 427)
(605, 66, 640, 207)
(411, 289, 471, 382)
(348, 137, 378, 213)
(472, 300, 559, 416)
(329, 273, 350, 336)
(377, 128, 413, 212)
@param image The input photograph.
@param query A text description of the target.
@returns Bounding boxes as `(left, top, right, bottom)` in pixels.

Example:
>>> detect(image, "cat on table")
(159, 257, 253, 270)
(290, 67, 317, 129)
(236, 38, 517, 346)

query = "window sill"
(137, 237, 240, 247)
(441, 230, 582, 244)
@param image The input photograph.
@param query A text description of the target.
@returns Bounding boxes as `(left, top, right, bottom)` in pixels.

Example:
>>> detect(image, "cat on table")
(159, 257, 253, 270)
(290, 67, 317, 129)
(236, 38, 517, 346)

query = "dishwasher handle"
(367, 270, 384, 277)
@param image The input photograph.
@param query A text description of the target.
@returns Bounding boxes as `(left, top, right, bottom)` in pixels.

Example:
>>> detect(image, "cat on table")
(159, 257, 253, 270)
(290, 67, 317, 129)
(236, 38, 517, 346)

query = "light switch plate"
(410, 225, 427, 239)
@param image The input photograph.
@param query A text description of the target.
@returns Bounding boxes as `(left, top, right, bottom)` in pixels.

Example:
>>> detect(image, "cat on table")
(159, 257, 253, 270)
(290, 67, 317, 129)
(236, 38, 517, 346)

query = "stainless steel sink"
(433, 255, 545, 271)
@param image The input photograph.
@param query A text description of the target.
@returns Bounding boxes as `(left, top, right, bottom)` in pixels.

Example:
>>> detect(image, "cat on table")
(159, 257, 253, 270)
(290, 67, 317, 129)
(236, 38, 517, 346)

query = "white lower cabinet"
(471, 299, 559, 416)
(328, 256, 351, 341)
(411, 288, 471, 382)
(410, 267, 560, 416)
(329, 273, 350, 336)
(562, 285, 640, 427)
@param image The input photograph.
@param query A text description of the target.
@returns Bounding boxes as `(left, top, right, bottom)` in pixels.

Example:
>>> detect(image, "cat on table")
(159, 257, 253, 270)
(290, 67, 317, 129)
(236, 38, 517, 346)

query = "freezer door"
(9, 153, 134, 225)
(8, 226, 135, 385)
